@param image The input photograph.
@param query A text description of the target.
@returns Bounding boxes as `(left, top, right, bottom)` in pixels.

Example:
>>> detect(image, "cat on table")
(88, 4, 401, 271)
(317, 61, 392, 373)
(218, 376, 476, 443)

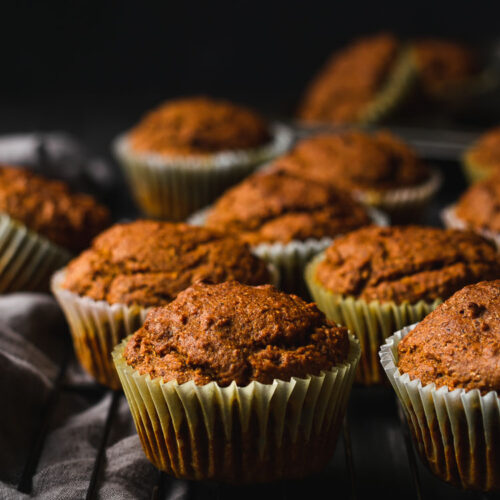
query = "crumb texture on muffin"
(0, 165, 110, 252)
(273, 131, 428, 191)
(62, 220, 270, 307)
(397, 280, 500, 394)
(128, 96, 271, 155)
(455, 173, 500, 232)
(205, 170, 371, 245)
(315, 226, 500, 303)
(124, 281, 349, 386)
(298, 33, 399, 124)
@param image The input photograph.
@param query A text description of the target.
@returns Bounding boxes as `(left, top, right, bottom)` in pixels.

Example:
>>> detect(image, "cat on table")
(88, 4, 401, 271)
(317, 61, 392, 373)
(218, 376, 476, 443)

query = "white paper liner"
(51, 264, 279, 389)
(0, 213, 71, 293)
(112, 334, 360, 482)
(305, 254, 440, 385)
(112, 123, 293, 220)
(442, 205, 500, 250)
(380, 325, 500, 491)
(188, 206, 388, 294)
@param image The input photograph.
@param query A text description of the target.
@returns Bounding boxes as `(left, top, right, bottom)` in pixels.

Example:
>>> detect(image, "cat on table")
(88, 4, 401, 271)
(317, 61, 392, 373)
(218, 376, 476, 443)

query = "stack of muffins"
(3, 93, 498, 490)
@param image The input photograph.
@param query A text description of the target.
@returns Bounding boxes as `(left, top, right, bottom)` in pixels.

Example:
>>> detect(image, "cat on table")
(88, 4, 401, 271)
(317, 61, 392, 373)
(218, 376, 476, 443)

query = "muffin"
(51, 220, 274, 388)
(305, 226, 500, 384)
(298, 33, 416, 125)
(272, 130, 441, 222)
(113, 96, 292, 220)
(192, 169, 383, 293)
(113, 280, 360, 483)
(443, 172, 500, 249)
(462, 126, 500, 183)
(380, 280, 500, 491)
(0, 165, 110, 293)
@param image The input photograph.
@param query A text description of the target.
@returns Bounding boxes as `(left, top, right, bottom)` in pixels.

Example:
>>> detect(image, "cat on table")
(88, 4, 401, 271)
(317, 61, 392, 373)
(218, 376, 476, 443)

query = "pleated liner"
(0, 213, 71, 293)
(305, 254, 440, 385)
(380, 325, 500, 491)
(113, 335, 360, 483)
(112, 124, 293, 221)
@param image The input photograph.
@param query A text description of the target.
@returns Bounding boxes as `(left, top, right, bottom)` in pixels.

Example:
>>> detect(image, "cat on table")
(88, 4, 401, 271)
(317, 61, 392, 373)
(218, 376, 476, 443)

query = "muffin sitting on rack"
(462, 126, 500, 183)
(0, 165, 110, 293)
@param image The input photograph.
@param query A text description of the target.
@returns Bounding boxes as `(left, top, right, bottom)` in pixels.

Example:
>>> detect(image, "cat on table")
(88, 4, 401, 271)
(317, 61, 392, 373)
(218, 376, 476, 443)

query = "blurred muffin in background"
(298, 33, 416, 125)
(0, 165, 110, 293)
(443, 171, 500, 249)
(462, 126, 500, 183)
(272, 130, 441, 222)
(113, 96, 292, 220)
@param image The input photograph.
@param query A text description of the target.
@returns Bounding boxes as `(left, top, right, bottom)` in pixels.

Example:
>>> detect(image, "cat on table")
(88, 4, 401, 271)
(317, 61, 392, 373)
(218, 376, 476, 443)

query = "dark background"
(1, 0, 500, 149)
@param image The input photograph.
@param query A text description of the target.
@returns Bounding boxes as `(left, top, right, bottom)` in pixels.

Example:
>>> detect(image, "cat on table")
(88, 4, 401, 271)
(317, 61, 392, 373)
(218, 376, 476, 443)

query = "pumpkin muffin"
(306, 226, 500, 384)
(298, 33, 416, 125)
(381, 280, 500, 491)
(52, 220, 273, 388)
(462, 126, 500, 183)
(0, 165, 110, 293)
(272, 131, 440, 221)
(443, 172, 500, 249)
(114, 281, 360, 482)
(113, 96, 291, 220)
(199, 169, 380, 293)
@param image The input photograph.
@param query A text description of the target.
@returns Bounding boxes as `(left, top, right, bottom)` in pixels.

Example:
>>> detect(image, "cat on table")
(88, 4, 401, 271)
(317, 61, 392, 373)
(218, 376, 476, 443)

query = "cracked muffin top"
(465, 126, 500, 173)
(411, 39, 477, 95)
(272, 131, 428, 192)
(128, 96, 271, 156)
(0, 165, 110, 252)
(204, 170, 372, 245)
(398, 280, 500, 394)
(61, 220, 271, 307)
(298, 33, 400, 124)
(455, 173, 500, 233)
(314, 226, 500, 304)
(123, 281, 350, 386)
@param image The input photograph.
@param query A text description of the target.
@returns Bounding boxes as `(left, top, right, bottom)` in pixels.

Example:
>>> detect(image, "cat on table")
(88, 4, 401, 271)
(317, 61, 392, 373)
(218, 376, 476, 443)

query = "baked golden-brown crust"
(412, 39, 476, 94)
(205, 170, 372, 245)
(273, 131, 428, 192)
(298, 33, 399, 124)
(62, 220, 271, 307)
(465, 126, 500, 172)
(123, 281, 349, 386)
(455, 173, 500, 233)
(0, 165, 110, 252)
(315, 226, 500, 303)
(398, 280, 500, 394)
(128, 96, 271, 155)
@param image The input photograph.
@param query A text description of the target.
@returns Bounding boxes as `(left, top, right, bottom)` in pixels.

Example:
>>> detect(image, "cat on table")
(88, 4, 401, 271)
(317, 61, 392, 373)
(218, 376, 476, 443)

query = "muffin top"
(298, 33, 399, 124)
(273, 131, 428, 192)
(465, 126, 500, 172)
(412, 39, 476, 95)
(123, 281, 350, 386)
(0, 165, 110, 252)
(455, 173, 500, 233)
(398, 280, 500, 394)
(204, 170, 372, 245)
(128, 96, 271, 156)
(62, 220, 271, 307)
(314, 226, 500, 304)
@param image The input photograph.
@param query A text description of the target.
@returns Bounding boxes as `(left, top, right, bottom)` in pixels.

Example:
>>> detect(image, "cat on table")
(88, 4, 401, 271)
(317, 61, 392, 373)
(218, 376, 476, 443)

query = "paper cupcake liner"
(441, 205, 500, 250)
(51, 265, 280, 389)
(0, 213, 71, 293)
(188, 207, 388, 296)
(112, 334, 360, 483)
(359, 47, 418, 125)
(305, 254, 440, 385)
(380, 325, 500, 491)
(352, 169, 442, 223)
(112, 124, 293, 221)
